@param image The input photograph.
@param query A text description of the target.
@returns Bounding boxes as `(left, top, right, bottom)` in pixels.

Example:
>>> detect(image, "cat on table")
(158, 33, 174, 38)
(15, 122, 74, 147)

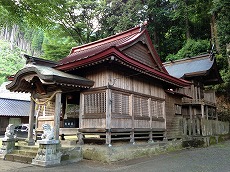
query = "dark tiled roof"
(58, 27, 142, 66)
(0, 98, 30, 116)
(164, 54, 214, 78)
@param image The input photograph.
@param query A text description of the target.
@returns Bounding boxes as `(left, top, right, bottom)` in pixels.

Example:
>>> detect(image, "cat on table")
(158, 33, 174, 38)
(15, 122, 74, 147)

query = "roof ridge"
(163, 53, 211, 66)
(70, 25, 142, 53)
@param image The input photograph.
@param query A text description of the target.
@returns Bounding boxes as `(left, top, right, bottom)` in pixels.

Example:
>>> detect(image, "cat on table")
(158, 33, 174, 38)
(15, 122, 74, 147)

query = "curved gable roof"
(55, 24, 190, 87)
(163, 54, 223, 85)
(56, 24, 167, 73)
(6, 65, 94, 92)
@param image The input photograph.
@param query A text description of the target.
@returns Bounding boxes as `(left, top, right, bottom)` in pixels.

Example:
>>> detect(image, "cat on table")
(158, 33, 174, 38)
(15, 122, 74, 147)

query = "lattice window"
(151, 100, 164, 118)
(84, 92, 106, 114)
(134, 96, 149, 116)
(151, 100, 157, 117)
(112, 92, 129, 115)
(141, 98, 149, 116)
(156, 101, 164, 118)
(134, 96, 141, 116)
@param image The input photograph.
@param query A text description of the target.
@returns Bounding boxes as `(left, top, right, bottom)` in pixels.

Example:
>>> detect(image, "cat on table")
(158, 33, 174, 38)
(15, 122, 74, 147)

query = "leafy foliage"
(166, 39, 210, 61)
(99, 0, 147, 37)
(0, 40, 26, 85)
(41, 31, 75, 61)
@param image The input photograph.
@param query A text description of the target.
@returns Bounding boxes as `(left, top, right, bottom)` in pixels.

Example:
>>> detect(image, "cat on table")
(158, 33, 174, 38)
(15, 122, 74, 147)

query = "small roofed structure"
(164, 53, 223, 85)
(6, 55, 94, 145)
(164, 54, 228, 137)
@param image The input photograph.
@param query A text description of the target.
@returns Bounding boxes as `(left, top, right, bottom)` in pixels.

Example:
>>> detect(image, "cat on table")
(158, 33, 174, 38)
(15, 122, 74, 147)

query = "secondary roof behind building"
(163, 54, 223, 85)
(0, 98, 30, 116)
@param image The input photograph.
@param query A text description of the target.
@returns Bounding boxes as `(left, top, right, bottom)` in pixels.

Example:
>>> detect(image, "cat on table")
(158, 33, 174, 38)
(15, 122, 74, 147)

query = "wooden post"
(183, 118, 188, 136)
(27, 93, 35, 145)
(189, 105, 192, 136)
(54, 91, 62, 140)
(201, 104, 205, 118)
(130, 94, 135, 143)
(148, 98, 153, 142)
(193, 108, 196, 135)
(206, 106, 209, 120)
(77, 93, 84, 144)
(197, 118, 200, 135)
(106, 88, 112, 146)
(201, 104, 205, 136)
(79, 93, 84, 130)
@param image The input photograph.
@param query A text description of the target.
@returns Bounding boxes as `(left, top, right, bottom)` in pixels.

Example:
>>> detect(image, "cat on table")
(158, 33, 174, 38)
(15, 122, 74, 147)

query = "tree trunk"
(184, 0, 190, 40)
(210, 14, 220, 52)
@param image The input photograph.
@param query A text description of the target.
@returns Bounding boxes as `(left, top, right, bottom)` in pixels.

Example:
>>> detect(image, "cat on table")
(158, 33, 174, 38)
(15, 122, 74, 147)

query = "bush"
(166, 39, 210, 61)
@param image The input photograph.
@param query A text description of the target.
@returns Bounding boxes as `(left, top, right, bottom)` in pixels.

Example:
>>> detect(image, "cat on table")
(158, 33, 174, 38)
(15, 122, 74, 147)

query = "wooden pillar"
(189, 105, 192, 136)
(54, 91, 62, 140)
(197, 118, 200, 135)
(198, 86, 201, 99)
(106, 88, 112, 146)
(183, 118, 188, 136)
(130, 94, 135, 143)
(201, 104, 205, 118)
(79, 93, 84, 130)
(148, 98, 153, 142)
(206, 106, 209, 120)
(77, 92, 84, 145)
(193, 108, 196, 135)
(27, 93, 35, 145)
(201, 104, 205, 136)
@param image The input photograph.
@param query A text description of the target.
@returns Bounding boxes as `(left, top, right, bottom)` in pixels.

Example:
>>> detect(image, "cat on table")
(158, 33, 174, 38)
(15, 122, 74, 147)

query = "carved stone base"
(32, 140, 62, 167)
(0, 138, 15, 159)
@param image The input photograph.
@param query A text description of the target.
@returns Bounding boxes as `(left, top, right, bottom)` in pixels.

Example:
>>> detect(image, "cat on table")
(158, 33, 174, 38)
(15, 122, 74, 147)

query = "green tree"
(0, 0, 102, 45)
(41, 29, 75, 61)
(99, 0, 147, 37)
(166, 39, 210, 61)
(0, 40, 26, 85)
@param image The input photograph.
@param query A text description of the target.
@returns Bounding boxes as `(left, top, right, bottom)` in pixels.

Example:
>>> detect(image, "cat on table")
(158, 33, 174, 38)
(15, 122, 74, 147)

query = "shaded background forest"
(0, 0, 229, 118)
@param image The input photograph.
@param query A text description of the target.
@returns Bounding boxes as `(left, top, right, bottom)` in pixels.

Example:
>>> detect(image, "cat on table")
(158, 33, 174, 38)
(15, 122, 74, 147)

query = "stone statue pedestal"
(32, 140, 62, 167)
(0, 138, 15, 159)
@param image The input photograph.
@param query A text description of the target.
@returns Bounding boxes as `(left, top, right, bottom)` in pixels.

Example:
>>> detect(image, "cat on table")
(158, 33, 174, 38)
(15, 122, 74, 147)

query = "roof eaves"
(57, 46, 191, 87)
(56, 46, 118, 71)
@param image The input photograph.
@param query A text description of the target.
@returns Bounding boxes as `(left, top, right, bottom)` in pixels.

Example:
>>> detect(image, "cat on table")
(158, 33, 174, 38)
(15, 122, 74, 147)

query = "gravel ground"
(1, 140, 230, 172)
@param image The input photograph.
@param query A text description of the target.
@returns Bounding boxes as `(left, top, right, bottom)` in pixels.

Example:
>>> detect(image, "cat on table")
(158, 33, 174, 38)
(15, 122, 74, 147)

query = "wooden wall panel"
(165, 93, 183, 139)
(123, 42, 158, 69)
(85, 68, 165, 99)
(134, 120, 150, 128)
(82, 118, 106, 128)
(151, 121, 165, 128)
(111, 118, 132, 128)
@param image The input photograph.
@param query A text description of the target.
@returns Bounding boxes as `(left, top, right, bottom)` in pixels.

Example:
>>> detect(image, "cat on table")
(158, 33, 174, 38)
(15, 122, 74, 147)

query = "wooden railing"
(182, 90, 216, 106)
(183, 118, 229, 136)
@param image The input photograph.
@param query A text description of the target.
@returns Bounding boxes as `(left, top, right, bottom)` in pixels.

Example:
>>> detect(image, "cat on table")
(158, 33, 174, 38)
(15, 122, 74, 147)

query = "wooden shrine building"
(164, 54, 229, 138)
(6, 25, 228, 145)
